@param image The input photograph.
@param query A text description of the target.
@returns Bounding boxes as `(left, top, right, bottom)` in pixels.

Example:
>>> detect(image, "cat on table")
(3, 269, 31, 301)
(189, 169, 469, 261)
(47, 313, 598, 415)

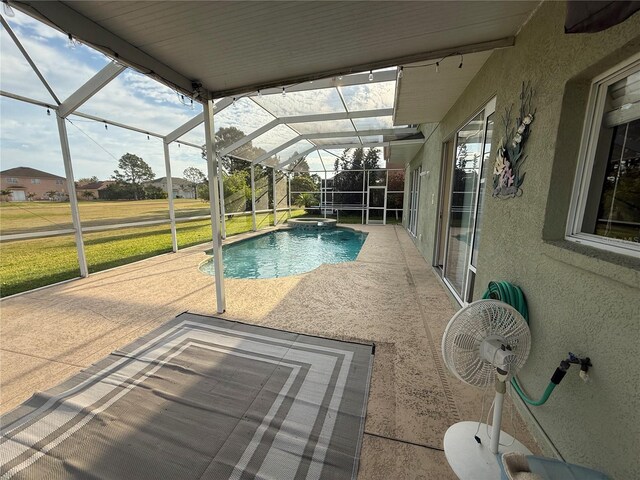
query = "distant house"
(0, 167, 67, 201)
(145, 177, 195, 199)
(76, 180, 115, 200)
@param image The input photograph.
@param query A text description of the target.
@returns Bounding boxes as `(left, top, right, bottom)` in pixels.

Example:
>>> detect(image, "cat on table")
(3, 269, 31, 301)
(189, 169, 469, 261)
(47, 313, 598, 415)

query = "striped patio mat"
(0, 313, 374, 479)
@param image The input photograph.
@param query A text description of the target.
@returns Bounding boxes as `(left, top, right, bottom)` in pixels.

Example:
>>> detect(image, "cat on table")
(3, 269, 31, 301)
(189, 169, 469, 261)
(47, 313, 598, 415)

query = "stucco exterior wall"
(404, 3, 640, 478)
(407, 123, 444, 262)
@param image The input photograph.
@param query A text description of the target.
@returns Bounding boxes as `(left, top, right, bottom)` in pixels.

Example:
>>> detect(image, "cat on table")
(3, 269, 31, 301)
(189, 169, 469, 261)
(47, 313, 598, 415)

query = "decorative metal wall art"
(493, 82, 535, 198)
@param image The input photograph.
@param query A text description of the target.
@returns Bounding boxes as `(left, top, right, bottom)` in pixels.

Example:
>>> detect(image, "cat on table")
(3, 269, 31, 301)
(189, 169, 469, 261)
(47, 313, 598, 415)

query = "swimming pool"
(200, 228, 368, 279)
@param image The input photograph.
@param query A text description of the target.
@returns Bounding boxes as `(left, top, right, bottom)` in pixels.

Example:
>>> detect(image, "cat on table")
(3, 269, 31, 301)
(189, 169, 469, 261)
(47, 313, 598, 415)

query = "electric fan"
(442, 299, 533, 479)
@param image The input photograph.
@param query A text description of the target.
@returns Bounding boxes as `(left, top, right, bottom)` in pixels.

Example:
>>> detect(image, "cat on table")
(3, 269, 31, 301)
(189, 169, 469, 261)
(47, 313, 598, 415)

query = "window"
(569, 55, 640, 257)
(407, 165, 421, 236)
(56, 179, 64, 185)
(6, 178, 18, 184)
(31, 178, 41, 184)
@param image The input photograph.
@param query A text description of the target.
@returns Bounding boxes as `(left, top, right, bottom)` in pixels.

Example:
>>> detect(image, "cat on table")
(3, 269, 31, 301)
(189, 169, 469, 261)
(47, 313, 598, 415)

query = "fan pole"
(490, 374, 507, 454)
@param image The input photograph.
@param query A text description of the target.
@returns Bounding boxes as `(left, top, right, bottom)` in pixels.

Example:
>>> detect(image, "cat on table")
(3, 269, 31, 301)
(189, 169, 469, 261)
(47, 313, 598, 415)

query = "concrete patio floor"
(0, 225, 538, 479)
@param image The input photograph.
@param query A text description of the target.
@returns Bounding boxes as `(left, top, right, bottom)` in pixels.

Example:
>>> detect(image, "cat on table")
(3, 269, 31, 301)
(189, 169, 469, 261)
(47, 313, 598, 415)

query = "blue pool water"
(200, 228, 368, 279)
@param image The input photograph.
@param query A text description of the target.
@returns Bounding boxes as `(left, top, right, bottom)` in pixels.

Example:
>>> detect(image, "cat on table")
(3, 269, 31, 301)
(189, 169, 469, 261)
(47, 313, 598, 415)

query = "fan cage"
(442, 299, 531, 388)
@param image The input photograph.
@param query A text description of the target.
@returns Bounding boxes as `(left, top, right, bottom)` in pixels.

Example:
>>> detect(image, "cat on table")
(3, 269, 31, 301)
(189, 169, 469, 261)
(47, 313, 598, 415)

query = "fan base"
(444, 421, 532, 480)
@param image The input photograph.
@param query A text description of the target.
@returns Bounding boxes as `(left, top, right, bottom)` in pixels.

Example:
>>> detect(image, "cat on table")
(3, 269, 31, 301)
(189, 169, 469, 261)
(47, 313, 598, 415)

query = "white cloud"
(341, 81, 395, 111)
(0, 97, 64, 177)
(253, 88, 344, 117)
(121, 70, 184, 106)
(0, 29, 55, 102)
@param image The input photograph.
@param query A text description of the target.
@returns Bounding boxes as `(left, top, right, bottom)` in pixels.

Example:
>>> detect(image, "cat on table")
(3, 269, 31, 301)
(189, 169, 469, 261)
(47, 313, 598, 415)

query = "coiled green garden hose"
(482, 281, 557, 406)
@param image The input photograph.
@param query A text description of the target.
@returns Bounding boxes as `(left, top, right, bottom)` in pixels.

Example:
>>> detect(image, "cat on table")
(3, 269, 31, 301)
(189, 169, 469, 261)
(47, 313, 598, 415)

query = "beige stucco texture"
(404, 3, 640, 479)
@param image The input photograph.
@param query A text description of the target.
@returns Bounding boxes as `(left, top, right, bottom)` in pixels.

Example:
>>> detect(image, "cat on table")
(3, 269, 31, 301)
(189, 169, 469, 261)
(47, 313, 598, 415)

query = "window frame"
(567, 53, 640, 258)
(407, 165, 421, 237)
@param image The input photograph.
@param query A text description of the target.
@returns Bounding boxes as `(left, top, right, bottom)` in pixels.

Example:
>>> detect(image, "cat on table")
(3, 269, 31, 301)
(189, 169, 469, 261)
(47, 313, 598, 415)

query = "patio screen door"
(442, 98, 495, 304)
(367, 170, 387, 224)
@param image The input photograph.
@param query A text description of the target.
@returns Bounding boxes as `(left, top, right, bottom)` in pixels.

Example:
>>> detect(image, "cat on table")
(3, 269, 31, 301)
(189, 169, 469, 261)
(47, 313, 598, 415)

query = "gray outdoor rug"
(0, 313, 374, 479)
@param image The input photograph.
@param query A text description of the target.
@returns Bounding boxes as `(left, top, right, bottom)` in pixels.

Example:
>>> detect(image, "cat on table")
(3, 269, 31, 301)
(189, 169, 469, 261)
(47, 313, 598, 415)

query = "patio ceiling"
(13, 1, 539, 100)
(394, 50, 494, 125)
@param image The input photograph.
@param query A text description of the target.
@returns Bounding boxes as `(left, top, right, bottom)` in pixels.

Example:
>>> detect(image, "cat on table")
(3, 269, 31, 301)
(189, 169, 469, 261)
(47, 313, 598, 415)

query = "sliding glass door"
(442, 99, 495, 303)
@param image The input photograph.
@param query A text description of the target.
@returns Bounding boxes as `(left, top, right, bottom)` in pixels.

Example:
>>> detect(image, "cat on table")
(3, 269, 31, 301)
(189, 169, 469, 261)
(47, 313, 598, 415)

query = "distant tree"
(352, 148, 365, 170)
(216, 126, 245, 150)
(387, 170, 405, 191)
(223, 170, 251, 212)
(290, 176, 320, 207)
(183, 166, 206, 199)
(143, 184, 167, 200)
(290, 174, 317, 195)
(77, 176, 99, 185)
(334, 149, 352, 172)
(0, 189, 12, 201)
(293, 158, 310, 173)
(289, 156, 320, 207)
(331, 148, 381, 202)
(363, 148, 380, 170)
(112, 153, 155, 200)
(81, 191, 95, 200)
(101, 182, 136, 200)
(197, 183, 210, 201)
(202, 126, 271, 173)
(26, 192, 36, 201)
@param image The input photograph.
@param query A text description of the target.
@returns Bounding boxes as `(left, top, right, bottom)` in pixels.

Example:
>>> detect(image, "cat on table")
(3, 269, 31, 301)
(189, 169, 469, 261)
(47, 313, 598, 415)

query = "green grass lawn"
(0, 208, 305, 297)
(0, 201, 401, 298)
(0, 199, 214, 235)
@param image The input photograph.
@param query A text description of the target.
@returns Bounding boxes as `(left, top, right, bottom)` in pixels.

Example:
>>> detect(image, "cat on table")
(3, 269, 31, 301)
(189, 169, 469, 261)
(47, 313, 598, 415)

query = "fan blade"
(453, 333, 478, 351)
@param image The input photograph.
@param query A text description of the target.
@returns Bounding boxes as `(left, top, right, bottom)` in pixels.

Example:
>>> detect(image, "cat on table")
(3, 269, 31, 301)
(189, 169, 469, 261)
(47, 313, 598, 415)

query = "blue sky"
(1, 10, 395, 180)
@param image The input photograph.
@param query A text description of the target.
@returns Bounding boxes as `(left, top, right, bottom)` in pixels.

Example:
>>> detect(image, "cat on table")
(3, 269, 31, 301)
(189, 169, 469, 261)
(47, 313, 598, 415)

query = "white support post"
(203, 99, 226, 314)
(162, 142, 178, 252)
(320, 175, 323, 218)
(56, 115, 88, 277)
(250, 164, 257, 231)
(272, 168, 278, 226)
(288, 174, 292, 218)
(362, 169, 367, 224)
(218, 157, 227, 239)
(324, 171, 328, 219)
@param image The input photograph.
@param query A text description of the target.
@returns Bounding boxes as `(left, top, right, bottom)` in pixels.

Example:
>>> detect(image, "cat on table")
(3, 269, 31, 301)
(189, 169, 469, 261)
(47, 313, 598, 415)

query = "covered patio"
(0, 225, 537, 478)
(0, 2, 549, 478)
